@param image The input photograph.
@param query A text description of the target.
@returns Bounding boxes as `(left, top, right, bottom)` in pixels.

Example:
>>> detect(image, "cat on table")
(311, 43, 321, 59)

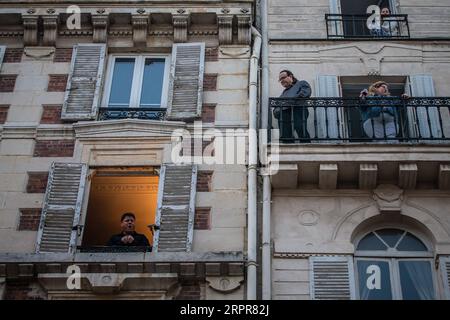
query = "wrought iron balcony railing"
(98, 107, 166, 121)
(77, 246, 152, 253)
(326, 14, 410, 39)
(269, 97, 450, 143)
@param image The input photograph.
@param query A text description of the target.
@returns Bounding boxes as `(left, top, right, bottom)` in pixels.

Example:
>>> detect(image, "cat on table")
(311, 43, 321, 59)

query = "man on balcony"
(274, 70, 312, 142)
(106, 212, 151, 250)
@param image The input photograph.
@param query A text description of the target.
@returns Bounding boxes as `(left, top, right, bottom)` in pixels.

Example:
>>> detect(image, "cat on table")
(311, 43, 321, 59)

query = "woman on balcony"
(359, 81, 408, 141)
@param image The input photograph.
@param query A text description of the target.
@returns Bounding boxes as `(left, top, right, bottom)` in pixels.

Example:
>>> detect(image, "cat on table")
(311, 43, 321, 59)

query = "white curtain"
(400, 261, 435, 300)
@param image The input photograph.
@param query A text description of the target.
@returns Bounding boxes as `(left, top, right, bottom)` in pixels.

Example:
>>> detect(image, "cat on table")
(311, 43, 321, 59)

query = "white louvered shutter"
(440, 256, 450, 300)
(0, 46, 6, 71)
(310, 256, 356, 300)
(153, 164, 197, 252)
(329, 0, 343, 38)
(61, 44, 106, 120)
(166, 43, 205, 120)
(36, 163, 87, 253)
(408, 74, 442, 139)
(316, 75, 341, 140)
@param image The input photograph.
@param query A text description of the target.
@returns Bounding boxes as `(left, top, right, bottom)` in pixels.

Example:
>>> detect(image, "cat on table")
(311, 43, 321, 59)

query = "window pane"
(397, 232, 428, 251)
(375, 229, 404, 248)
(109, 58, 135, 107)
(140, 58, 165, 107)
(399, 261, 435, 300)
(357, 232, 387, 251)
(357, 260, 392, 300)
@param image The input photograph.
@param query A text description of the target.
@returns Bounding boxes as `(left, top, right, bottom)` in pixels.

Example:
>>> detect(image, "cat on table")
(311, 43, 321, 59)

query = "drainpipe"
(260, 0, 272, 300)
(247, 26, 261, 300)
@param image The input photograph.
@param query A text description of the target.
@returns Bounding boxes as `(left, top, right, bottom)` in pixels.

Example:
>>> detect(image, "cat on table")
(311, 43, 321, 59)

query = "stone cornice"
(73, 119, 187, 140)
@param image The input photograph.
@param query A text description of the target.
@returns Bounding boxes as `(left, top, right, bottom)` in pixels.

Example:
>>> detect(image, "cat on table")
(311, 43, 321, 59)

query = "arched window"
(355, 228, 436, 300)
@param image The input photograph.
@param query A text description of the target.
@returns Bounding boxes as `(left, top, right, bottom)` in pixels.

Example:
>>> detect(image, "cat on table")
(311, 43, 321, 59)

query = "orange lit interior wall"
(82, 175, 159, 246)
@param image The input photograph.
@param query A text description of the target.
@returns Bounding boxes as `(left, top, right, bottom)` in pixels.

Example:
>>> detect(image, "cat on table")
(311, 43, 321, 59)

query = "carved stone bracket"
(236, 15, 251, 45)
(42, 15, 59, 46)
(217, 15, 233, 45)
(173, 14, 189, 43)
(373, 184, 404, 214)
(92, 14, 109, 43)
(22, 14, 39, 46)
(206, 276, 243, 294)
(132, 14, 150, 47)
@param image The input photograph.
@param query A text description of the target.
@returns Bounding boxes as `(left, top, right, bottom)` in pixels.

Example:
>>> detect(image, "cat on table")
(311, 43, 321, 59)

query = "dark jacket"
(275, 80, 312, 118)
(106, 231, 151, 247)
(360, 94, 397, 122)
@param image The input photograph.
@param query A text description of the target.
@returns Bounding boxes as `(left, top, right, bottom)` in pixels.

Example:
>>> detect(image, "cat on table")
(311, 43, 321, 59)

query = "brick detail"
(175, 281, 201, 300)
(203, 74, 217, 91)
(18, 208, 42, 231)
(26, 172, 49, 193)
(185, 137, 214, 157)
(3, 48, 23, 63)
(0, 75, 18, 92)
(197, 171, 213, 192)
(40, 105, 63, 124)
(47, 74, 68, 92)
(53, 48, 73, 62)
(205, 47, 218, 62)
(201, 104, 216, 123)
(33, 140, 75, 157)
(194, 207, 211, 230)
(0, 105, 9, 124)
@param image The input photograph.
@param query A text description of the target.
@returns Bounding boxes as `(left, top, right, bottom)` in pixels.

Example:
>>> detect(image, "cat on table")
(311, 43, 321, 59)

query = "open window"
(80, 167, 159, 251)
(35, 163, 198, 254)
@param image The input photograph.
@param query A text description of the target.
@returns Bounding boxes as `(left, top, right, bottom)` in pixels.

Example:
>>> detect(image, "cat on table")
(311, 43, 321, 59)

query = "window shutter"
(166, 43, 205, 120)
(328, 0, 342, 37)
(315, 75, 341, 139)
(0, 46, 5, 71)
(408, 74, 442, 139)
(36, 162, 87, 253)
(153, 164, 197, 252)
(61, 43, 106, 121)
(440, 256, 450, 300)
(309, 256, 356, 300)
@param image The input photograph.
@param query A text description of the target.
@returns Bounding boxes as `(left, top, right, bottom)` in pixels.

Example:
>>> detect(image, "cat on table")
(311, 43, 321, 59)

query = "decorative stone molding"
(22, 15, 39, 46)
(236, 15, 251, 45)
(206, 276, 243, 294)
(361, 56, 383, 76)
(319, 163, 338, 190)
(0, 278, 5, 300)
(439, 164, 450, 190)
(132, 14, 149, 47)
(92, 14, 109, 43)
(373, 184, 404, 214)
(173, 14, 189, 43)
(24, 46, 55, 59)
(42, 15, 59, 46)
(398, 163, 418, 190)
(217, 15, 233, 45)
(359, 163, 378, 189)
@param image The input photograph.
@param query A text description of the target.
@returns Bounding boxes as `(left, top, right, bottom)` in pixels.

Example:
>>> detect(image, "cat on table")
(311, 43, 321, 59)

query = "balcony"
(98, 108, 166, 121)
(268, 97, 450, 190)
(269, 97, 450, 143)
(326, 14, 410, 39)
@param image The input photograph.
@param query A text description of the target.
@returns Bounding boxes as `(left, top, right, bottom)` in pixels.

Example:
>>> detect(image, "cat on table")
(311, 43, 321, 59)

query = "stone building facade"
(267, 0, 450, 299)
(0, 0, 252, 299)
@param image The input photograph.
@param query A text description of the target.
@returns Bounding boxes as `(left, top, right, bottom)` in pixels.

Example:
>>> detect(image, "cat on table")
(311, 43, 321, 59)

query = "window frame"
(354, 227, 438, 300)
(102, 54, 171, 109)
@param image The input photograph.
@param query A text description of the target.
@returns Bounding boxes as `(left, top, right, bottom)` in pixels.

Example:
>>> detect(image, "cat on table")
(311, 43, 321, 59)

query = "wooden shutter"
(0, 46, 5, 71)
(310, 256, 356, 300)
(440, 256, 450, 300)
(316, 75, 341, 140)
(166, 43, 205, 120)
(408, 74, 442, 139)
(153, 164, 197, 252)
(36, 163, 87, 253)
(61, 43, 106, 120)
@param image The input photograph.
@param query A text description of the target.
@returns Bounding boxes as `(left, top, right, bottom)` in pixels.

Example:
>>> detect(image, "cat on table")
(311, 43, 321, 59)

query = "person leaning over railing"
(273, 70, 312, 142)
(370, 7, 399, 37)
(359, 81, 409, 140)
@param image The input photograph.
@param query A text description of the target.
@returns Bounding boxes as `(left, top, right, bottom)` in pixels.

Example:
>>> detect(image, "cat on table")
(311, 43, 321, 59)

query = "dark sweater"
(106, 231, 151, 247)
